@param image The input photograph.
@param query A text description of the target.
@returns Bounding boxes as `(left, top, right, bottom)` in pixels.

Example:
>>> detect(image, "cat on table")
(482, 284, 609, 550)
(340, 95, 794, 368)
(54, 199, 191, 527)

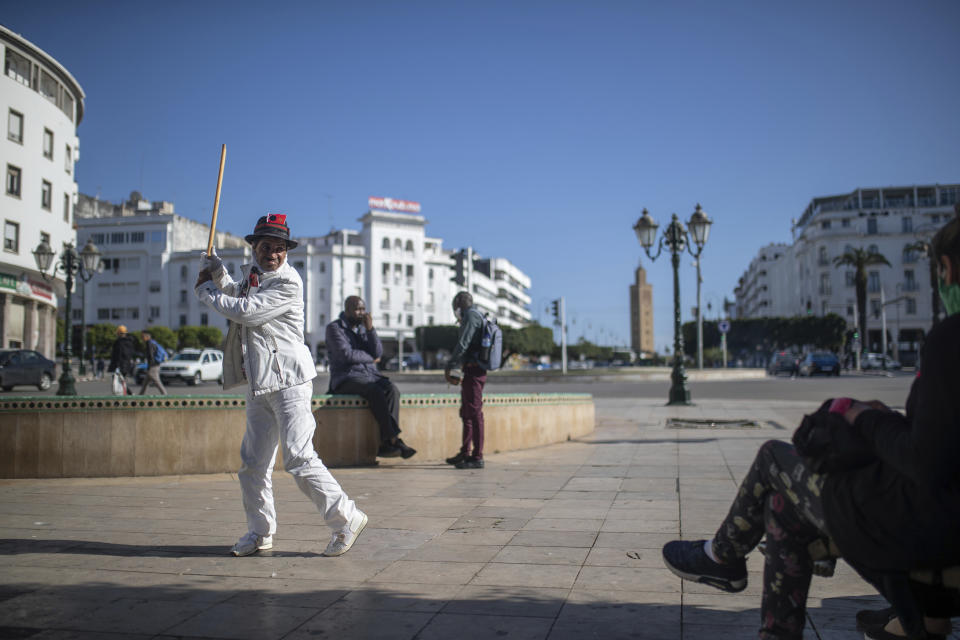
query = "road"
(5, 369, 915, 409)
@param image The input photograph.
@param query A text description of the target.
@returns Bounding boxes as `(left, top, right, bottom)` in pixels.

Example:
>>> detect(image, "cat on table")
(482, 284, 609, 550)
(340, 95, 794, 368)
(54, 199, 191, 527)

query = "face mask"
(939, 278, 960, 317)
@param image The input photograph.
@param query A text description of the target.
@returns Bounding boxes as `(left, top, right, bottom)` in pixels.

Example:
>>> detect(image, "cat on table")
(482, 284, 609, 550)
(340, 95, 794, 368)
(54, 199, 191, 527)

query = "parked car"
(384, 353, 424, 371)
(798, 351, 840, 376)
(0, 349, 56, 391)
(159, 348, 224, 385)
(863, 353, 902, 370)
(767, 351, 799, 376)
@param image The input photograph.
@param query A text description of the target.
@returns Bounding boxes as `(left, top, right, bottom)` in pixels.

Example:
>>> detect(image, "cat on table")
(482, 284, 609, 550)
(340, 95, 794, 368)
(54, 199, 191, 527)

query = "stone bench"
(0, 393, 595, 478)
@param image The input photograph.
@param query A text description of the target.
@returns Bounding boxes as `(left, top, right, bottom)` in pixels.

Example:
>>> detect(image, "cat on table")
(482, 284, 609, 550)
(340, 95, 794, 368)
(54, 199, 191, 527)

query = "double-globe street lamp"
(32, 239, 101, 395)
(633, 204, 712, 405)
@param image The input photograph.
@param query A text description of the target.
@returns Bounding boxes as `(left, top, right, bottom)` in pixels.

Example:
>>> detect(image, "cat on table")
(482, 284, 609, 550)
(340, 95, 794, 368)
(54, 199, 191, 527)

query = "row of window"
(5, 48, 77, 122)
(87, 231, 162, 245)
(7, 109, 73, 171)
(95, 307, 211, 327)
(821, 214, 950, 235)
(6, 165, 71, 222)
(380, 237, 417, 253)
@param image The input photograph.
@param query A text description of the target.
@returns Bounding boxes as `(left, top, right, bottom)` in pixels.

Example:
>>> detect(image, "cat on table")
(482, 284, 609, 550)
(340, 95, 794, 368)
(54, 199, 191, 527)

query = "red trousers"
(459, 364, 487, 459)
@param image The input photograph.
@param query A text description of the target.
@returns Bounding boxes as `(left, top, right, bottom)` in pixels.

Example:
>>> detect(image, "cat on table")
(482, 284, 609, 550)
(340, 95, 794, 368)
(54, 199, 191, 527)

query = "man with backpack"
(444, 291, 499, 469)
(139, 330, 168, 396)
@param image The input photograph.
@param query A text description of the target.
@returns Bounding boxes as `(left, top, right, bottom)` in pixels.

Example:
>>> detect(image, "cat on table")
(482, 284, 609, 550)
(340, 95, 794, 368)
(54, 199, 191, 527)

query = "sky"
(3, 0, 959, 352)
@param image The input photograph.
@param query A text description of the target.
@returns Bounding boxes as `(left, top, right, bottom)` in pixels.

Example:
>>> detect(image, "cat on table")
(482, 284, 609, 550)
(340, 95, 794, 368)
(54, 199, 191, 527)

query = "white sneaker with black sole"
(230, 531, 273, 557)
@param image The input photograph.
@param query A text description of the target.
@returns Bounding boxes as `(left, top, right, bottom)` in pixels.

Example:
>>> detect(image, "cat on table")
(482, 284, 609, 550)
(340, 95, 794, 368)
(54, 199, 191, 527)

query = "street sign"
(718, 320, 731, 334)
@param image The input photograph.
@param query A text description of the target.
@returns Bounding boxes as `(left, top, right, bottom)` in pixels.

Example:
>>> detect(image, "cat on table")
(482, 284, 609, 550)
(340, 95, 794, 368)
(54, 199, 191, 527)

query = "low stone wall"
(0, 393, 595, 478)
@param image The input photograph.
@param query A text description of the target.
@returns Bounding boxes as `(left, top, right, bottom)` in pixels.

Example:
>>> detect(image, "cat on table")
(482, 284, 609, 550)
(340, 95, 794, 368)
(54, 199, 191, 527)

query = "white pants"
(240, 381, 356, 536)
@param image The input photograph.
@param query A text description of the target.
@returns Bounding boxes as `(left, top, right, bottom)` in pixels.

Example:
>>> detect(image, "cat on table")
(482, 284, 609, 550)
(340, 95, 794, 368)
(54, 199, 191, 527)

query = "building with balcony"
(1, 26, 84, 357)
(734, 183, 958, 364)
(78, 195, 533, 361)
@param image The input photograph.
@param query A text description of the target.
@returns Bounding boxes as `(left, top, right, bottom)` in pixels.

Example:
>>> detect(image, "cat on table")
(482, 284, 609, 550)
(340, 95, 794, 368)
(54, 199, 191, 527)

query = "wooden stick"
(206, 144, 227, 256)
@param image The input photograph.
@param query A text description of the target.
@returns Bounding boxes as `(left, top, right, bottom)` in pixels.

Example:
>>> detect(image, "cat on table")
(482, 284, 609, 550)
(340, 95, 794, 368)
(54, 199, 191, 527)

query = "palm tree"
(833, 247, 891, 353)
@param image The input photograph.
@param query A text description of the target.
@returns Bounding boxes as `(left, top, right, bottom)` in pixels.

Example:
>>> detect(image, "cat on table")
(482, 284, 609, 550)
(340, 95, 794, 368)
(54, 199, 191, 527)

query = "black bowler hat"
(245, 213, 298, 249)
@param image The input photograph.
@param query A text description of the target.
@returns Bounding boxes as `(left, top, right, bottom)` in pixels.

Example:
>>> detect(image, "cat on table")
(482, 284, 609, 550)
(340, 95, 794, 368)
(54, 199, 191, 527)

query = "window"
(41, 180, 52, 210)
(867, 219, 878, 234)
(319, 288, 325, 300)
(180, 265, 188, 280)
(294, 260, 305, 271)
(40, 231, 50, 245)
(841, 218, 850, 228)
(150, 230, 164, 243)
(381, 237, 390, 250)
(845, 271, 855, 287)
(406, 315, 414, 327)
(870, 299, 881, 318)
(381, 263, 389, 283)
(130, 231, 144, 243)
(868, 271, 880, 293)
(7, 109, 23, 143)
(319, 262, 325, 273)
(405, 239, 414, 253)
(42, 129, 53, 159)
(428, 267, 434, 281)
(64, 145, 72, 174)
(382, 288, 390, 302)
(817, 246, 828, 265)
(4, 220, 20, 252)
(179, 290, 187, 303)
(149, 281, 161, 292)
(97, 308, 110, 320)
(200, 313, 208, 326)
(6, 165, 21, 196)
(127, 307, 139, 320)
(149, 306, 160, 319)
(906, 298, 917, 315)
(406, 289, 414, 304)
(903, 245, 919, 264)
(319, 313, 326, 325)
(179, 314, 187, 327)
(393, 238, 402, 251)
(393, 264, 402, 284)
(868, 244, 879, 255)
(820, 220, 831, 230)
(4, 48, 32, 86)
(902, 217, 913, 233)
(355, 262, 362, 282)
(63, 193, 70, 222)
(904, 269, 917, 291)
(111, 308, 122, 320)
(428, 315, 434, 326)
(382, 314, 390, 327)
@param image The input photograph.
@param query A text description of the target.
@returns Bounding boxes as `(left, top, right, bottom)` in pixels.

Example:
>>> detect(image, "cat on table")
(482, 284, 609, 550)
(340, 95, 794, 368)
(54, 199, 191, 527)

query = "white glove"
(199, 250, 224, 274)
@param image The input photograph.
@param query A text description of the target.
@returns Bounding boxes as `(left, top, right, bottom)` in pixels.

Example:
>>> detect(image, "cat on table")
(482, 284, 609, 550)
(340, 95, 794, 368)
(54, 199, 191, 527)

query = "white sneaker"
(323, 510, 368, 557)
(230, 531, 273, 557)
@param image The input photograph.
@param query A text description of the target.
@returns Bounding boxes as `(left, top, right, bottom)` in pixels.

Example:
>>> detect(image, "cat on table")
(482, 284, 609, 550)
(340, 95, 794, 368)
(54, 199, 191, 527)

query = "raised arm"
(196, 277, 299, 326)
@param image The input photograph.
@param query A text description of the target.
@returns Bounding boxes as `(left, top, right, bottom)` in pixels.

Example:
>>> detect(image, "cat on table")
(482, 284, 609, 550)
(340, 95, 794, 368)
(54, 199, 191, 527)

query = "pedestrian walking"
(96, 357, 105, 379)
(138, 330, 168, 395)
(107, 325, 135, 395)
(195, 213, 367, 557)
(444, 291, 487, 469)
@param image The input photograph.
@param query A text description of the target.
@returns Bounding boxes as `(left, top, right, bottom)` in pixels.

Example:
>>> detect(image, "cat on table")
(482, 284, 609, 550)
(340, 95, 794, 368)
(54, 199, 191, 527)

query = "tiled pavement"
(1, 397, 955, 639)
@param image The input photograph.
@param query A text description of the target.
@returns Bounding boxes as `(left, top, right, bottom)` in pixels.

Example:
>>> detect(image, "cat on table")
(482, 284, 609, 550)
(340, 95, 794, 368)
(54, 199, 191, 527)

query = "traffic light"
(550, 299, 560, 323)
(451, 249, 466, 286)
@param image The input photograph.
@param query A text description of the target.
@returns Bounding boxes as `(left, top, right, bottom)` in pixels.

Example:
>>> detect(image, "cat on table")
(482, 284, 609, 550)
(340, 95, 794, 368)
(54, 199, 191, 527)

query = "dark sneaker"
(455, 457, 484, 469)
(396, 438, 417, 459)
(377, 442, 401, 458)
(856, 607, 895, 633)
(445, 452, 467, 466)
(662, 539, 747, 593)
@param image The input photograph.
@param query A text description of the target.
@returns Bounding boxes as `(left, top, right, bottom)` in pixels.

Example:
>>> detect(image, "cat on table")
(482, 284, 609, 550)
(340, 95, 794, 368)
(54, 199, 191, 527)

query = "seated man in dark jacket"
(326, 296, 415, 459)
(661, 213, 960, 640)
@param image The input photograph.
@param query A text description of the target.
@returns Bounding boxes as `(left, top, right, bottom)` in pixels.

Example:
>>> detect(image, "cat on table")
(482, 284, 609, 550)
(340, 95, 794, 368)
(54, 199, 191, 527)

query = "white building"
(1, 26, 84, 357)
(77, 195, 533, 361)
(734, 183, 959, 364)
(76, 192, 249, 334)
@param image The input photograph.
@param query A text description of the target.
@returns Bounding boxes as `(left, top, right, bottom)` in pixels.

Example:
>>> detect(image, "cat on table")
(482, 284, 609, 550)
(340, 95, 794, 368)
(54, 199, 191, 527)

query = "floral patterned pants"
(712, 440, 828, 640)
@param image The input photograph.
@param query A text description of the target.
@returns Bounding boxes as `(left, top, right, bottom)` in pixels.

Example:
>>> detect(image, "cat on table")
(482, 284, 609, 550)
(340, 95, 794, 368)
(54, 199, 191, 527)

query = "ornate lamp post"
(633, 205, 712, 405)
(32, 239, 101, 395)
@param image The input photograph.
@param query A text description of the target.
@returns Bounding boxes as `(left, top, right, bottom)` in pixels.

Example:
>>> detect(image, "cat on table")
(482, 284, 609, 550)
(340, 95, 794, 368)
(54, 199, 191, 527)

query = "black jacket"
(822, 313, 960, 571)
(108, 335, 136, 376)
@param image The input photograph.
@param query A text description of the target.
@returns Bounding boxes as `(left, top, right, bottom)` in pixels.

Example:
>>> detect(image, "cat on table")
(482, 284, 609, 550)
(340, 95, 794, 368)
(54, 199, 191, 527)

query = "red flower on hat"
(266, 214, 286, 225)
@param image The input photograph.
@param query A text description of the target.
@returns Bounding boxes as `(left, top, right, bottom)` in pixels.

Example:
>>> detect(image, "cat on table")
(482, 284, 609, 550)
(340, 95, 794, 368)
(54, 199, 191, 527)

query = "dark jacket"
(326, 313, 383, 391)
(108, 335, 136, 376)
(822, 312, 960, 572)
(447, 307, 484, 370)
(145, 340, 161, 366)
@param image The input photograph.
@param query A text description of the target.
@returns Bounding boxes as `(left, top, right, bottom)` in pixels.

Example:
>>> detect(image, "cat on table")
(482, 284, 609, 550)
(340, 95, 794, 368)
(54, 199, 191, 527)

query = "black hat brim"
(245, 232, 298, 249)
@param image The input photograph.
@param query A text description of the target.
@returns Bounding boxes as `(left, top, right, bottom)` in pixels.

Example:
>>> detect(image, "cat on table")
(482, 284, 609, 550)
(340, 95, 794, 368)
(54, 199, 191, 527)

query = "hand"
(842, 400, 890, 424)
(195, 268, 212, 288)
(373, 357, 381, 364)
(444, 370, 461, 385)
(199, 250, 223, 274)
(362, 312, 374, 331)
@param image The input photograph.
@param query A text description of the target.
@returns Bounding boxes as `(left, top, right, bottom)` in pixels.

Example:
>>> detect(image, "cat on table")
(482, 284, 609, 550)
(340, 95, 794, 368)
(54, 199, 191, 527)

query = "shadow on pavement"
(0, 539, 320, 558)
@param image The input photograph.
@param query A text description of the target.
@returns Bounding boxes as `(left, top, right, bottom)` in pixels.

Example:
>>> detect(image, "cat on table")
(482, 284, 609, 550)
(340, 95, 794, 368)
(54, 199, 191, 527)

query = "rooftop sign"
(368, 197, 421, 213)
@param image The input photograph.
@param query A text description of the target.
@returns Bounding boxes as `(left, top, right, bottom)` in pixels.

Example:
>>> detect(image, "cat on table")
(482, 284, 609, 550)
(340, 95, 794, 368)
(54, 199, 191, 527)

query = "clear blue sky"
(4, 1, 959, 352)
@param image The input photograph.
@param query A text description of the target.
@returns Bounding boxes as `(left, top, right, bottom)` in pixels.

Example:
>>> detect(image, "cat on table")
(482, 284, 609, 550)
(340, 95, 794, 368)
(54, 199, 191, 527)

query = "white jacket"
(196, 260, 316, 396)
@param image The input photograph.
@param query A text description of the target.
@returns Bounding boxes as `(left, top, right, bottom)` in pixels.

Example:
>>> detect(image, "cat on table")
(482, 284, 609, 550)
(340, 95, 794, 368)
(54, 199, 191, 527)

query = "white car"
(160, 348, 224, 386)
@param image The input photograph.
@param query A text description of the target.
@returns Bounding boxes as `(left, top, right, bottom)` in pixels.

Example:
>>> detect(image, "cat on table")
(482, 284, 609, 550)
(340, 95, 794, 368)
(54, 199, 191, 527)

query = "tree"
(175, 326, 204, 350)
(88, 323, 120, 356)
(196, 326, 224, 348)
(144, 326, 177, 352)
(833, 247, 891, 349)
(502, 324, 554, 361)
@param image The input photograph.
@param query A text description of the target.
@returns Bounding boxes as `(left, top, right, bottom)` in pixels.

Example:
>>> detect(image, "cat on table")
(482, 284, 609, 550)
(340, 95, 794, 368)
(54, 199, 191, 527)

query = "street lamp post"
(32, 239, 101, 395)
(634, 205, 712, 405)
